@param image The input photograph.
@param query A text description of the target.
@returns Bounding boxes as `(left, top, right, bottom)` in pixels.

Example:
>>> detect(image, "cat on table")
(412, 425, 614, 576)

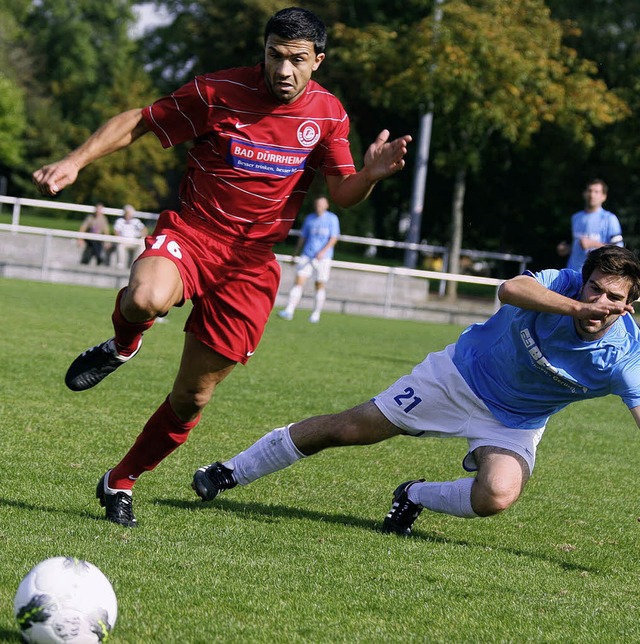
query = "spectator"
(78, 203, 111, 266)
(114, 205, 148, 269)
(278, 196, 340, 323)
(557, 178, 623, 271)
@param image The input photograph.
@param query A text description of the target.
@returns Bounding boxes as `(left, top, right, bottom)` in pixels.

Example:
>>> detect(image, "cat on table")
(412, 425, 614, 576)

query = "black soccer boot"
(96, 471, 138, 528)
(382, 479, 425, 536)
(65, 337, 142, 391)
(192, 462, 238, 501)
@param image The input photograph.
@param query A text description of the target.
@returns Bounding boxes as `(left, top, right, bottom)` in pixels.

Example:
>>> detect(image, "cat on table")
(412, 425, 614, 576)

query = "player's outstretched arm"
(499, 274, 634, 319)
(326, 130, 412, 208)
(499, 275, 580, 316)
(32, 108, 149, 196)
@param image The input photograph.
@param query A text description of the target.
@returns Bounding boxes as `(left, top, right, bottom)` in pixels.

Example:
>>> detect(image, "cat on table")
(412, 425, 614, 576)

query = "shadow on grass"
(0, 496, 595, 574)
(0, 496, 100, 523)
(157, 496, 595, 573)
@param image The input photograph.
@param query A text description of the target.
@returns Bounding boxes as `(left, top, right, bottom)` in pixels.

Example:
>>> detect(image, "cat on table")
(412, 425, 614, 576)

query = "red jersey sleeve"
(142, 76, 214, 148)
(319, 111, 356, 177)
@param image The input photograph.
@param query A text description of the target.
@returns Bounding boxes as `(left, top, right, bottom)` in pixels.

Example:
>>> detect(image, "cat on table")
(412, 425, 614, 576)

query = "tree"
(0, 1, 30, 184)
(332, 0, 629, 295)
(144, 0, 278, 92)
(0, 75, 26, 170)
(544, 1, 640, 252)
(11, 0, 175, 208)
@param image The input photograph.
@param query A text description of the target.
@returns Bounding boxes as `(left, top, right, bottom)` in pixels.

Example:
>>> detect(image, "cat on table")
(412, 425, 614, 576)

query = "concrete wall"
(0, 228, 498, 326)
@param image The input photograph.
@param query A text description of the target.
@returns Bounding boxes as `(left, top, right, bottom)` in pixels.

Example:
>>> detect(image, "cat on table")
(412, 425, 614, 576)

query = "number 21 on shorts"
(393, 387, 422, 413)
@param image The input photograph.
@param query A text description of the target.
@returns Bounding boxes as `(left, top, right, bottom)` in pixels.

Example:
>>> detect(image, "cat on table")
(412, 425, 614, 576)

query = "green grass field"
(2, 278, 640, 642)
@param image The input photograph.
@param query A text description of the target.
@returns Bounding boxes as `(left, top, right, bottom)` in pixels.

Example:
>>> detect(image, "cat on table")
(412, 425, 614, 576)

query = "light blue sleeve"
(606, 212, 623, 246)
(329, 212, 340, 237)
(532, 268, 582, 296)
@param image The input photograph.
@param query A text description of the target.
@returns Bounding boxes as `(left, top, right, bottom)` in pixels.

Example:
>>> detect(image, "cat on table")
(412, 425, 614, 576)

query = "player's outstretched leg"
(192, 425, 306, 502)
(381, 480, 425, 536)
(192, 462, 238, 501)
(96, 470, 138, 528)
(65, 337, 142, 391)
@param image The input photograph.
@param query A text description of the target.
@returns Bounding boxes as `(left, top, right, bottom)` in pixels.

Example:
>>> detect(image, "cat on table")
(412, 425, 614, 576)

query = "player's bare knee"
(472, 478, 521, 516)
(124, 283, 173, 319)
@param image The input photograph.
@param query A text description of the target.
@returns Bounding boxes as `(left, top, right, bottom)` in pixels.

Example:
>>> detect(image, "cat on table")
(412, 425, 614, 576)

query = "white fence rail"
(0, 196, 509, 324)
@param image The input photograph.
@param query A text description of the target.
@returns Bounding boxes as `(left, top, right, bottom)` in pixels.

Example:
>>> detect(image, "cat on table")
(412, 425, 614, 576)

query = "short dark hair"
(582, 245, 640, 303)
(264, 7, 327, 54)
(586, 178, 608, 195)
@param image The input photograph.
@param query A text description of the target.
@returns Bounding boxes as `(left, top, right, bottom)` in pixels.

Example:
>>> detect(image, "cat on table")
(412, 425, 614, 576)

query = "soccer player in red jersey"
(32, 7, 411, 527)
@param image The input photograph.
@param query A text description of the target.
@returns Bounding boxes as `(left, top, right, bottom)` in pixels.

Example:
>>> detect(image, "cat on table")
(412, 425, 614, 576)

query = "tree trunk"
(446, 167, 467, 300)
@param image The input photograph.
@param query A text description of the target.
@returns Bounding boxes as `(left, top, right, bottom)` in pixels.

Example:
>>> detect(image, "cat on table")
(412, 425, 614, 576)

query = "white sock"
(312, 288, 326, 316)
(408, 478, 478, 518)
(285, 285, 303, 314)
(224, 425, 305, 485)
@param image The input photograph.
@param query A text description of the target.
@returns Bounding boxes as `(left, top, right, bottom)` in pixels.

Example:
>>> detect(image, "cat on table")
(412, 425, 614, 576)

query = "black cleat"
(192, 462, 237, 501)
(382, 479, 425, 536)
(96, 471, 137, 528)
(65, 337, 141, 391)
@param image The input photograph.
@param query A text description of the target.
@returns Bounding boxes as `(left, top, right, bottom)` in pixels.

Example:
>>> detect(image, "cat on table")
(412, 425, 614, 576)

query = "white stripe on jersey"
(147, 108, 174, 147)
(187, 149, 291, 204)
(193, 77, 213, 106)
(207, 103, 349, 125)
(170, 93, 198, 137)
(186, 176, 295, 225)
(205, 76, 260, 93)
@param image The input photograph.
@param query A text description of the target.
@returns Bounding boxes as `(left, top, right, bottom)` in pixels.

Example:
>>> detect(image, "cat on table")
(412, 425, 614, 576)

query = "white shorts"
(373, 344, 545, 474)
(296, 256, 332, 283)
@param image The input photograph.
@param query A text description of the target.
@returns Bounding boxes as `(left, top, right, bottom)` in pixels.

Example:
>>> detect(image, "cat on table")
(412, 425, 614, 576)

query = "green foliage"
(0, 75, 26, 168)
(25, 0, 135, 126)
(0, 2, 29, 172)
(4, 0, 177, 208)
(4, 0, 640, 267)
(333, 0, 629, 176)
(545, 0, 640, 252)
(145, 0, 281, 90)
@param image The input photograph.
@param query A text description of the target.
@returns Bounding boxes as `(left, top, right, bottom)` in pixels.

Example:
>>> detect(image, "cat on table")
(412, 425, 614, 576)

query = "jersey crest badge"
(297, 121, 321, 147)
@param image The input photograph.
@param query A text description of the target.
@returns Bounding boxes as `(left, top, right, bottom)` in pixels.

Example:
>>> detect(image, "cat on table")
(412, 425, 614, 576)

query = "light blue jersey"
(452, 269, 640, 429)
(568, 208, 623, 271)
(300, 211, 340, 259)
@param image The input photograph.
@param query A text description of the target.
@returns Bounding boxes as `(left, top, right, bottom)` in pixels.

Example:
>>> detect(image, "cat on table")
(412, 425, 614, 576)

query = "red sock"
(112, 288, 155, 356)
(108, 396, 201, 490)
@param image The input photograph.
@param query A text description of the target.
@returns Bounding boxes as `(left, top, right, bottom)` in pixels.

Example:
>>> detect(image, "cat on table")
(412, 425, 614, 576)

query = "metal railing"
(0, 222, 504, 322)
(0, 196, 517, 321)
(0, 195, 531, 282)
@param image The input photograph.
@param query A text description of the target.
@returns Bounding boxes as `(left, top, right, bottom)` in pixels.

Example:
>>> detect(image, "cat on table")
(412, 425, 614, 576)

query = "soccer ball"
(14, 557, 117, 644)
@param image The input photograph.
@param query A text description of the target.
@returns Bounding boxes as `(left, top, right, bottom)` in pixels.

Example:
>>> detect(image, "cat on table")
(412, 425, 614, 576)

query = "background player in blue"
(557, 178, 624, 271)
(278, 196, 340, 323)
(193, 246, 640, 536)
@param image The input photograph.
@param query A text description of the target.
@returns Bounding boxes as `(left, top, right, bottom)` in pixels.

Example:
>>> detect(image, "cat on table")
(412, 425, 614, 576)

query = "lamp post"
(404, 0, 444, 269)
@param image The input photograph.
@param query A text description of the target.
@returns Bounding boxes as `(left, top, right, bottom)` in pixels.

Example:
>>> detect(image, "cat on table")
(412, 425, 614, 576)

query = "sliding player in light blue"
(194, 245, 640, 536)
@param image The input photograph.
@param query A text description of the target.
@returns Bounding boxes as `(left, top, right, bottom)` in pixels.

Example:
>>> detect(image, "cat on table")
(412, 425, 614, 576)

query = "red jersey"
(142, 64, 356, 246)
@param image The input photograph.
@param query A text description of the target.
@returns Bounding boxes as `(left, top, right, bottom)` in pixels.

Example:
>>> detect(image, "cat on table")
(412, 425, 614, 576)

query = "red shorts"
(139, 210, 280, 364)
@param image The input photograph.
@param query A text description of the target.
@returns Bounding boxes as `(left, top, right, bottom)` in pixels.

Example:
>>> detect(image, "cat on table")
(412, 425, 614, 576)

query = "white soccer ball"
(14, 556, 118, 644)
